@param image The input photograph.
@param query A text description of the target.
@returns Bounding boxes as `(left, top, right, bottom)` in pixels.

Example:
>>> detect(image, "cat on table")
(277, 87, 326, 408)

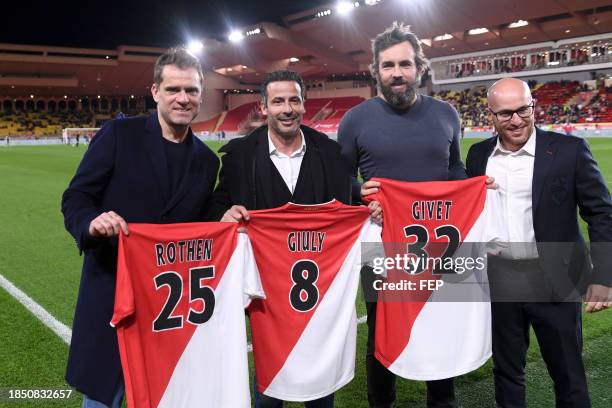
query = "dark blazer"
(205, 125, 351, 220)
(61, 113, 219, 405)
(466, 127, 612, 295)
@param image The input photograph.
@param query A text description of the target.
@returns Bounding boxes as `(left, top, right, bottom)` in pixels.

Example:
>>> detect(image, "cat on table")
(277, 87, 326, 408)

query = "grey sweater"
(338, 94, 467, 202)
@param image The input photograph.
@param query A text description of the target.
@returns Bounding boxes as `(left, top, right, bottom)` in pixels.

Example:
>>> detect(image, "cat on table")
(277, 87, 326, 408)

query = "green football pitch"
(0, 139, 611, 407)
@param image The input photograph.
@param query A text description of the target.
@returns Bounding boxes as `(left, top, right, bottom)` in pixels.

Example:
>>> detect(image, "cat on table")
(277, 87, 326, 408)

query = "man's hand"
(485, 176, 498, 190)
(221, 205, 250, 223)
(89, 211, 129, 237)
(361, 180, 381, 198)
(584, 284, 612, 313)
(368, 201, 383, 225)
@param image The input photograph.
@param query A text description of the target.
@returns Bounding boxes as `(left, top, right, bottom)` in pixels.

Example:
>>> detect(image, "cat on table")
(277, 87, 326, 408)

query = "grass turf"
(0, 138, 611, 407)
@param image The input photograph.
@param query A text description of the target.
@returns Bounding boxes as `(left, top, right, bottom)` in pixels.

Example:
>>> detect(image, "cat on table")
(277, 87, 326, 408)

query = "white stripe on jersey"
(264, 220, 381, 401)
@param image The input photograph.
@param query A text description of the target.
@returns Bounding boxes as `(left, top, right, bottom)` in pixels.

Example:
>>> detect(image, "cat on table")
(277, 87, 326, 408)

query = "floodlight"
(508, 20, 528, 28)
(336, 1, 355, 15)
(468, 28, 489, 35)
(188, 40, 204, 53)
(228, 30, 244, 42)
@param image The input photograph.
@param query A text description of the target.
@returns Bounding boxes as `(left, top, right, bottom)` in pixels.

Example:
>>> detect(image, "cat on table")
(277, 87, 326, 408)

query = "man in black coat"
(62, 48, 219, 407)
(466, 77, 612, 407)
(206, 70, 380, 408)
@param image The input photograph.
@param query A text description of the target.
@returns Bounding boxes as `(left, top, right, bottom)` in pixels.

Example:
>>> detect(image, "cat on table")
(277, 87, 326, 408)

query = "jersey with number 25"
(112, 222, 264, 408)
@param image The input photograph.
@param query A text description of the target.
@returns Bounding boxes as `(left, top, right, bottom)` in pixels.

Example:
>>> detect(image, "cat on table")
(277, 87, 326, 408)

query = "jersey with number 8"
(246, 201, 381, 401)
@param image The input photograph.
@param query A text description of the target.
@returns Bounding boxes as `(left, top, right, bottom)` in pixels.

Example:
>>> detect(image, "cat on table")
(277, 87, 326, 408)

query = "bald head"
(487, 77, 532, 111)
(487, 77, 535, 152)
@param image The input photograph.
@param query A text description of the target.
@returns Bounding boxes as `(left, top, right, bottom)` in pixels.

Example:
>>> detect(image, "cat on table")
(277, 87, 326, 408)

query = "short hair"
(260, 70, 305, 104)
(153, 47, 203, 86)
(370, 22, 429, 77)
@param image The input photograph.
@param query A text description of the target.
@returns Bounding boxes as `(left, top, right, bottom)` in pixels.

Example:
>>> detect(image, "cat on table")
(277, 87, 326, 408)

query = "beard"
(378, 76, 420, 110)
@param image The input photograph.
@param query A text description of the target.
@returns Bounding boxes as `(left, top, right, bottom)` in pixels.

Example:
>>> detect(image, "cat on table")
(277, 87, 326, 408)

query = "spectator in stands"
(206, 69, 381, 408)
(466, 76, 612, 408)
(338, 22, 495, 408)
(61, 47, 219, 408)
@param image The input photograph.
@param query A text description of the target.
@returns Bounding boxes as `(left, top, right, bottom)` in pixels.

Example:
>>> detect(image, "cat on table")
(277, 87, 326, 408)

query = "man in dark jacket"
(62, 48, 219, 407)
(466, 77, 611, 407)
(206, 70, 380, 408)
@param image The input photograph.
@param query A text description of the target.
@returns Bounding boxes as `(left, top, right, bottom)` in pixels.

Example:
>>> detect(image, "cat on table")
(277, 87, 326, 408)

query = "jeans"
(82, 381, 124, 408)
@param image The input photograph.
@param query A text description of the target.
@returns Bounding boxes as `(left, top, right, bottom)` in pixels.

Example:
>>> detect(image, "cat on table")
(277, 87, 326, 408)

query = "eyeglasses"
(489, 102, 535, 122)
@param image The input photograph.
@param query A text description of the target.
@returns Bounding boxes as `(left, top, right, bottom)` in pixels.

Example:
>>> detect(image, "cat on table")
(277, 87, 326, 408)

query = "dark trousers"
(253, 375, 334, 408)
(491, 301, 590, 408)
(362, 267, 456, 408)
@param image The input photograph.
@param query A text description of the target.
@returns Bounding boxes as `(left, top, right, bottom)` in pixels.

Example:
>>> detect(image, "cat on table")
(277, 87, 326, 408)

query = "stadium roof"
(2, 0, 611, 97)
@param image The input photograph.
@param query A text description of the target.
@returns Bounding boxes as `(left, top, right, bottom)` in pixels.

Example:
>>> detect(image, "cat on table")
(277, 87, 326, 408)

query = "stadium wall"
(431, 69, 612, 93)
(307, 87, 372, 100)
(226, 87, 373, 110)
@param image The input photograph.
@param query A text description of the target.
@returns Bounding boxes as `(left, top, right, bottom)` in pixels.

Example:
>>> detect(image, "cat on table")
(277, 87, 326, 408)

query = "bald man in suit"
(466, 77, 612, 407)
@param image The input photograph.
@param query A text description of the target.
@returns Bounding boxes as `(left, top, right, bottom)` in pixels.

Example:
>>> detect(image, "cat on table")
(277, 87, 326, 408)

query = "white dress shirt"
(486, 128, 539, 259)
(268, 130, 306, 194)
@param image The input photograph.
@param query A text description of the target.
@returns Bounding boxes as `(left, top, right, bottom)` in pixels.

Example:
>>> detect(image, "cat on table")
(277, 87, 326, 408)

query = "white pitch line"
(0, 271, 367, 352)
(0, 273, 71, 345)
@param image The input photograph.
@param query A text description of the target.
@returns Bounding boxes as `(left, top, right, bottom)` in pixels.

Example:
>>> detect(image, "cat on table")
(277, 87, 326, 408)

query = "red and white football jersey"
(246, 200, 381, 401)
(366, 176, 504, 380)
(112, 222, 264, 408)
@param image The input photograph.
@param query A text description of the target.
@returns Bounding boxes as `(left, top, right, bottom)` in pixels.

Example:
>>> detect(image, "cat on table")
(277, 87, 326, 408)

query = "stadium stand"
(302, 98, 333, 125)
(2, 80, 609, 138)
(0, 110, 93, 137)
(577, 86, 612, 123)
(433, 88, 489, 128)
(192, 113, 222, 133)
(195, 96, 366, 134)
(217, 102, 259, 132)
(432, 80, 612, 128)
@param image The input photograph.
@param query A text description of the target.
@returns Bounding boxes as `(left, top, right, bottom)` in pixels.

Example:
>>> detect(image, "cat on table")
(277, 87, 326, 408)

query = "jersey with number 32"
(366, 176, 504, 381)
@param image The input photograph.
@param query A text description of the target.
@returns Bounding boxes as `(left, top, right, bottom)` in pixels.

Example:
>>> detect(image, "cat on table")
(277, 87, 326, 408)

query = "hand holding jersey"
(89, 211, 130, 237)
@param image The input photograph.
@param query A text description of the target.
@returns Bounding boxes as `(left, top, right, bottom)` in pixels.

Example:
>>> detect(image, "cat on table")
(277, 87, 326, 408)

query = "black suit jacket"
(61, 113, 219, 405)
(466, 127, 612, 296)
(205, 125, 351, 220)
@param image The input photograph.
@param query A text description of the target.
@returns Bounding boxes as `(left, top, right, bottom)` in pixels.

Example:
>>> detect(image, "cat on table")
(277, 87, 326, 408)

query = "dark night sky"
(6, 0, 331, 49)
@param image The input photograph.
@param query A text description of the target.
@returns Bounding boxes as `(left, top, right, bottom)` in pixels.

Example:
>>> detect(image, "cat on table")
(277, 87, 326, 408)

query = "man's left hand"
(485, 176, 498, 190)
(584, 284, 612, 313)
(368, 201, 383, 225)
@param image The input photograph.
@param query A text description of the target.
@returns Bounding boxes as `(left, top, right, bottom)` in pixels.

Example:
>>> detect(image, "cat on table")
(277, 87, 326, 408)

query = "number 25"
(152, 266, 216, 332)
